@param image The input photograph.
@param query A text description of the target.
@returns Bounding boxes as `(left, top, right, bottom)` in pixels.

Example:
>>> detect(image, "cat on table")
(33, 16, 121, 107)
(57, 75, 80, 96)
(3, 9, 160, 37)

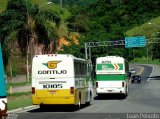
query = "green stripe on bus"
(96, 74, 126, 81)
(97, 63, 123, 70)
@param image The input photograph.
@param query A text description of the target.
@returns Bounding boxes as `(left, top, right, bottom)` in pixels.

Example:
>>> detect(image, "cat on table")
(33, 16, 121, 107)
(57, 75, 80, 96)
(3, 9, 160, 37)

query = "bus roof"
(97, 56, 123, 59)
(33, 54, 87, 61)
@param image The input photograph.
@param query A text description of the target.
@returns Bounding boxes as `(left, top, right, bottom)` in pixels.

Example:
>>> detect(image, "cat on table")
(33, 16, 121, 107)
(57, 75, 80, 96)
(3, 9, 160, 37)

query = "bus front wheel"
(74, 97, 81, 110)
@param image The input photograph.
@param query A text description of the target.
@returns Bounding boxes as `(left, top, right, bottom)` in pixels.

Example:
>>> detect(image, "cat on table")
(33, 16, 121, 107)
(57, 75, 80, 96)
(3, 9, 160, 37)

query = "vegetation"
(7, 92, 31, 110)
(6, 81, 31, 90)
(51, 0, 96, 7)
(0, 0, 61, 69)
(0, 0, 8, 12)
(0, 0, 160, 111)
(58, 0, 160, 65)
(131, 58, 160, 65)
(0, 0, 160, 74)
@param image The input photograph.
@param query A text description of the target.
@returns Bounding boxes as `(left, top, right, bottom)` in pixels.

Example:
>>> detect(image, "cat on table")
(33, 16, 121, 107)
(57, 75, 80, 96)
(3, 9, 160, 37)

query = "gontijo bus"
(32, 54, 93, 109)
(96, 56, 129, 97)
(0, 43, 7, 118)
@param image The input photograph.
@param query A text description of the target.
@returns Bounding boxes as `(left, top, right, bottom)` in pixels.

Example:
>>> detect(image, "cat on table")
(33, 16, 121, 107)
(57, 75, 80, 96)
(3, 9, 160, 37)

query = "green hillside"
(32, 0, 71, 37)
(0, 0, 8, 13)
(0, 0, 70, 37)
(0, 0, 70, 19)
(33, 0, 71, 37)
(0, 0, 71, 76)
(125, 16, 160, 38)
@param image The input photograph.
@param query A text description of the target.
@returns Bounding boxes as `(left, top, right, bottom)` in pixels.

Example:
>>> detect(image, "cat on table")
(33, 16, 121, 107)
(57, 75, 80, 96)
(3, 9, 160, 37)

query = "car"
(131, 75, 141, 83)
(130, 68, 136, 74)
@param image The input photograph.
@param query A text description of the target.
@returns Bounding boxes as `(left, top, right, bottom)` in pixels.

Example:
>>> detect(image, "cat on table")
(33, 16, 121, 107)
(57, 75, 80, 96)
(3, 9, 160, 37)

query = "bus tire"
(75, 98, 81, 110)
(86, 91, 92, 106)
(125, 86, 128, 98)
(74, 93, 81, 110)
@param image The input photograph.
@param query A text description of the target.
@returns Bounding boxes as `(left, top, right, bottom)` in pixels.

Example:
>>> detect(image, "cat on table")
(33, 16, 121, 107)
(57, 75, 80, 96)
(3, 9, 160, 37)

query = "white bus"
(96, 56, 129, 97)
(32, 54, 93, 109)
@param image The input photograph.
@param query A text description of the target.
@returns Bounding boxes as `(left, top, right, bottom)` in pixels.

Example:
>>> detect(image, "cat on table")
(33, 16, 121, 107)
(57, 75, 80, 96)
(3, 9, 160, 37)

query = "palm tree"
(0, 0, 60, 80)
(0, 0, 61, 80)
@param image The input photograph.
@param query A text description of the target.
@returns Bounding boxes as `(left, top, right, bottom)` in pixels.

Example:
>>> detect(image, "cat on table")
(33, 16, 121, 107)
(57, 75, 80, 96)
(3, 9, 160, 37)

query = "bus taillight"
(122, 82, 124, 87)
(96, 82, 98, 88)
(32, 87, 35, 94)
(70, 87, 74, 94)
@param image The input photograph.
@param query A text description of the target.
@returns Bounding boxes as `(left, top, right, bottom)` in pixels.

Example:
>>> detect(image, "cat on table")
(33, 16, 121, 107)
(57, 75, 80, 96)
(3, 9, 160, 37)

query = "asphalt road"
(10, 64, 160, 119)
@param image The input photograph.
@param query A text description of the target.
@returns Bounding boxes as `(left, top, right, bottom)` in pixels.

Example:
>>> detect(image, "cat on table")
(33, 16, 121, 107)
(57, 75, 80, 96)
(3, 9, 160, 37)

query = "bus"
(96, 56, 129, 97)
(0, 43, 7, 118)
(32, 54, 93, 109)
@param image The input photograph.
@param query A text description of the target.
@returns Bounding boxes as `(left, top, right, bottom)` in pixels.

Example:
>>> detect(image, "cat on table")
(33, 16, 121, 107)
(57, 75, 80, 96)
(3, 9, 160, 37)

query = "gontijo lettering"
(38, 70, 67, 74)
(38, 61, 67, 74)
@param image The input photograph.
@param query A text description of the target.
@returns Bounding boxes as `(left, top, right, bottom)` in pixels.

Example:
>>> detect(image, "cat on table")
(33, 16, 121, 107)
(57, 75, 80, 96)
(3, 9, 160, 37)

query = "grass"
(32, 0, 71, 20)
(125, 16, 160, 38)
(0, 0, 71, 25)
(8, 92, 32, 111)
(130, 57, 160, 65)
(1, 0, 70, 51)
(7, 83, 32, 111)
(32, 0, 71, 37)
(0, 0, 8, 13)
(6, 81, 31, 90)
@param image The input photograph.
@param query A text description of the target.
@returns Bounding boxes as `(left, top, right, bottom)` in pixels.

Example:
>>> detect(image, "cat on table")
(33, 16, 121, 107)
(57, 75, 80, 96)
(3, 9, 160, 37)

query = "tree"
(0, 0, 61, 68)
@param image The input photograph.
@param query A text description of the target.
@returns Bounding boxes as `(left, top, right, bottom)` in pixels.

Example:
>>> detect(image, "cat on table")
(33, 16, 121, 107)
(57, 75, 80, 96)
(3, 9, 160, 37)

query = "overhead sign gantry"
(85, 40, 125, 60)
(85, 37, 160, 60)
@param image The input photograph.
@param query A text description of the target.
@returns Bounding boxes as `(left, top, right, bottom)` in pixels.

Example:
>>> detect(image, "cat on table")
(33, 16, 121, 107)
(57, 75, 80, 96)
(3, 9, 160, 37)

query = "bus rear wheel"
(86, 92, 92, 106)
(78, 98, 81, 109)
(74, 98, 81, 110)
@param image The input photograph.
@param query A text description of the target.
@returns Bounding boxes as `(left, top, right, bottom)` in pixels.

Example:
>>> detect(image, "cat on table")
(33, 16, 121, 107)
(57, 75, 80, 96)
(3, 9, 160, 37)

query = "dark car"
(131, 75, 141, 83)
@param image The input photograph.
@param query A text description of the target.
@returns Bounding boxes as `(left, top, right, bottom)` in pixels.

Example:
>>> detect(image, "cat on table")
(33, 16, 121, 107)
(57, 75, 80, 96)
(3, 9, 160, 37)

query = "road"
(9, 64, 160, 119)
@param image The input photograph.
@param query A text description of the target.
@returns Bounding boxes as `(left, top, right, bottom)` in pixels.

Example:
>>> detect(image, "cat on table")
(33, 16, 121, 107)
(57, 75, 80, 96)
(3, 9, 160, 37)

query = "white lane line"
(147, 65, 154, 82)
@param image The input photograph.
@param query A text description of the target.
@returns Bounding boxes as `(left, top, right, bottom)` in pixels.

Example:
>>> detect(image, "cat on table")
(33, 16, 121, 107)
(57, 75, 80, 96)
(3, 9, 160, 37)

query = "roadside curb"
(8, 105, 39, 113)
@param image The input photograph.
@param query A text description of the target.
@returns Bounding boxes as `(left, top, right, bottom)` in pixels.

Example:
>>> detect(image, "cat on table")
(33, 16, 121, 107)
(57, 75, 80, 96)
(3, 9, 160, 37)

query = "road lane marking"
(135, 66, 144, 75)
(147, 65, 154, 82)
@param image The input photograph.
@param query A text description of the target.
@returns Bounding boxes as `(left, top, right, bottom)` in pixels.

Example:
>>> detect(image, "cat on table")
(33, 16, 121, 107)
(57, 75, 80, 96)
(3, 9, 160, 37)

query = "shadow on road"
(94, 94, 126, 100)
(28, 104, 90, 112)
(148, 76, 160, 80)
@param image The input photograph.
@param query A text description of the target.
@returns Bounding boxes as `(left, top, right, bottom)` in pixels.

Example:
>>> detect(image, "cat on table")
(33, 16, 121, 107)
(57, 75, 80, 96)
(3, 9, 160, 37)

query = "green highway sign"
(125, 36, 146, 48)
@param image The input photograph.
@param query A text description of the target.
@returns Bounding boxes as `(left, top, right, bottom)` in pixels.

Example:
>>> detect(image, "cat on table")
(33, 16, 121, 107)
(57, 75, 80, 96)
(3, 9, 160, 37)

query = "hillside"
(0, 0, 70, 36)
(51, 0, 96, 7)
(0, 0, 8, 13)
(1, 0, 160, 76)
(125, 16, 160, 38)
(0, 0, 72, 76)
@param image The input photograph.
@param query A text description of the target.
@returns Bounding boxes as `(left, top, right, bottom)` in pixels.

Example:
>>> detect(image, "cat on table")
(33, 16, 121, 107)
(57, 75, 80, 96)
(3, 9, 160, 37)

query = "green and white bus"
(96, 56, 129, 97)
